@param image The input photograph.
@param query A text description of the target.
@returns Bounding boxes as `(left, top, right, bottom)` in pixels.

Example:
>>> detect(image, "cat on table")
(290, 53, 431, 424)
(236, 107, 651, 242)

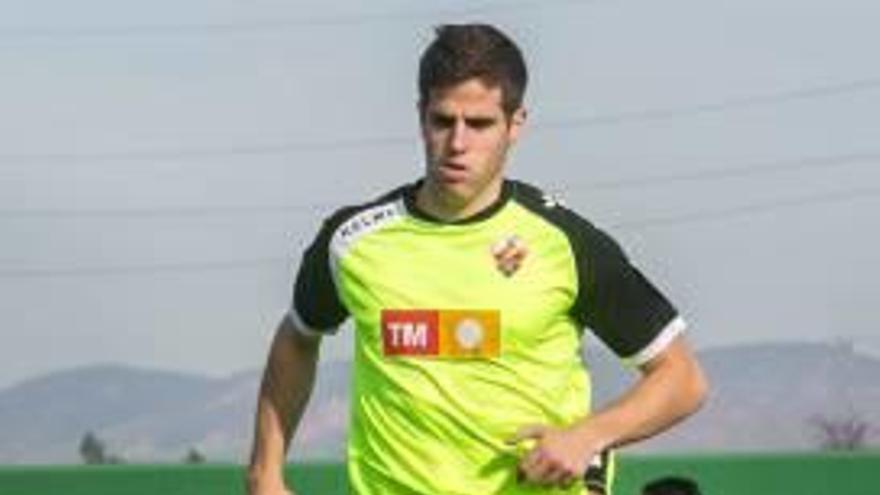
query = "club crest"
(491, 234, 528, 277)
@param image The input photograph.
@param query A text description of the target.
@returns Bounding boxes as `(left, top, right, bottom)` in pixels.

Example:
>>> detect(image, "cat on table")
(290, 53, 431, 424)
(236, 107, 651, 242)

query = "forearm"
(248, 317, 321, 489)
(512, 337, 707, 487)
(575, 336, 708, 451)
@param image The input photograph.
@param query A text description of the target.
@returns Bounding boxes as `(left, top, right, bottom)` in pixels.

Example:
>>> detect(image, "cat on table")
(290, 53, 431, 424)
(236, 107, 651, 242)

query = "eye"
(428, 113, 455, 129)
(466, 117, 496, 130)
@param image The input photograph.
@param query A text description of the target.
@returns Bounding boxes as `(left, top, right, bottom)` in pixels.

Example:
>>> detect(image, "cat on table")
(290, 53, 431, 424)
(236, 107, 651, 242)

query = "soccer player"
(247, 23, 708, 495)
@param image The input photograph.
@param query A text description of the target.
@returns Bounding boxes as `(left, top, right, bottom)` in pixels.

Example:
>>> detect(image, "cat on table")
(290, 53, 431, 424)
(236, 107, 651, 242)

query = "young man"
(247, 24, 707, 495)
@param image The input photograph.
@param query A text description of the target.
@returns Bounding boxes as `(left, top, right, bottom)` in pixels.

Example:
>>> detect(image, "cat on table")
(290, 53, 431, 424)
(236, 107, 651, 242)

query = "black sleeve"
(291, 212, 350, 333)
(568, 215, 679, 359)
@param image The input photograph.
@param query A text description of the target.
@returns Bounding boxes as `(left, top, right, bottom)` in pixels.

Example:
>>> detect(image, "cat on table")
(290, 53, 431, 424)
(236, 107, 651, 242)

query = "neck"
(415, 178, 504, 222)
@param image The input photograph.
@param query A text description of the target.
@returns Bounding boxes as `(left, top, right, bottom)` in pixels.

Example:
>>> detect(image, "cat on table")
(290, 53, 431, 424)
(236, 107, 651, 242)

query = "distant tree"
(79, 431, 106, 464)
(79, 431, 125, 464)
(810, 413, 873, 450)
(184, 447, 206, 464)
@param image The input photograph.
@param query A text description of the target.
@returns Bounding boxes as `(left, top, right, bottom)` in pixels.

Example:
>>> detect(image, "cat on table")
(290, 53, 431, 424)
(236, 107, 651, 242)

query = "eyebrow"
(428, 111, 499, 129)
(464, 116, 497, 128)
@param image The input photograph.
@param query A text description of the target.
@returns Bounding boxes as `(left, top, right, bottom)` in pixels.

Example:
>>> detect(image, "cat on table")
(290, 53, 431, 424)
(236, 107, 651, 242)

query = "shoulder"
(311, 184, 409, 251)
(508, 179, 622, 255)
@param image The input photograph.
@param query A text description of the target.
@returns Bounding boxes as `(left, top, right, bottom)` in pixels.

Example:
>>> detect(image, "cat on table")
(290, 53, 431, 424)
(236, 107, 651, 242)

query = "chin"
(440, 182, 475, 201)
(429, 181, 473, 204)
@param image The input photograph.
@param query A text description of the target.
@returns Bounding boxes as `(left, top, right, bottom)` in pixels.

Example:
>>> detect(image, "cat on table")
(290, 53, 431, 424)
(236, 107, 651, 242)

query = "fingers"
(518, 448, 578, 487)
(511, 426, 583, 489)
(506, 424, 547, 445)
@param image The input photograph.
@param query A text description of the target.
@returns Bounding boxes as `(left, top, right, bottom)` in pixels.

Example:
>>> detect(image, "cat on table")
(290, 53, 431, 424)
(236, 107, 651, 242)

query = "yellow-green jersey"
(289, 180, 685, 495)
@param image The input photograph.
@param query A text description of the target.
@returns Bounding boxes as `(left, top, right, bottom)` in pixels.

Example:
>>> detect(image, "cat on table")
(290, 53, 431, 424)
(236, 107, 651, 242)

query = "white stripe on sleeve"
(285, 308, 338, 338)
(624, 316, 687, 367)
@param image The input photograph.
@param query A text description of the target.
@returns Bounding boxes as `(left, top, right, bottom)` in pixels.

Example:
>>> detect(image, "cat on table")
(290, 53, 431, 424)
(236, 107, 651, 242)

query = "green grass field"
(0, 452, 877, 494)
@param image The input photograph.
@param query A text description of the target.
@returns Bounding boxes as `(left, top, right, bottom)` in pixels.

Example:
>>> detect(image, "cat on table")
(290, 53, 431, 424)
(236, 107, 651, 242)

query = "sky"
(1, 0, 878, 389)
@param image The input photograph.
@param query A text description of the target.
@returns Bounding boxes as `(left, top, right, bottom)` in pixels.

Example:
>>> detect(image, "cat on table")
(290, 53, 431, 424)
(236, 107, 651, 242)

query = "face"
(420, 78, 525, 212)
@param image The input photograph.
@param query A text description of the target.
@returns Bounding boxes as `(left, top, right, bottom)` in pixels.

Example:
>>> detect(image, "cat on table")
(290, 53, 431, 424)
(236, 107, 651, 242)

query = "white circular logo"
(455, 319, 484, 350)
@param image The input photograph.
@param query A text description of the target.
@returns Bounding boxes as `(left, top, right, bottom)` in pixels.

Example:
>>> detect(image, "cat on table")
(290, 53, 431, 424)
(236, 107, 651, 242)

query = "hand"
(507, 424, 597, 488)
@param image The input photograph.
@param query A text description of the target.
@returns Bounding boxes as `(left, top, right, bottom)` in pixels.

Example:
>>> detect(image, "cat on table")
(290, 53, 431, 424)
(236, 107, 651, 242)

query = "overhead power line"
(609, 186, 880, 230)
(0, 203, 332, 219)
(0, 136, 415, 164)
(2, 76, 879, 165)
(0, 151, 875, 219)
(540, 77, 880, 129)
(0, 0, 586, 39)
(0, 257, 288, 278)
(568, 152, 879, 191)
(2, 186, 877, 279)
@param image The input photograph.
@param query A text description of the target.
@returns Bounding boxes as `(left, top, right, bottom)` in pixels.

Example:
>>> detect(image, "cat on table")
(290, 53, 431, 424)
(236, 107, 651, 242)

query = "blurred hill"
(640, 340, 880, 452)
(1, 341, 878, 463)
(0, 361, 350, 464)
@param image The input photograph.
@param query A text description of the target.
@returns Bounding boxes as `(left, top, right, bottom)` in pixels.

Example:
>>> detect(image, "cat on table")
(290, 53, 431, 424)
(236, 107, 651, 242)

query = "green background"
(1, 453, 877, 494)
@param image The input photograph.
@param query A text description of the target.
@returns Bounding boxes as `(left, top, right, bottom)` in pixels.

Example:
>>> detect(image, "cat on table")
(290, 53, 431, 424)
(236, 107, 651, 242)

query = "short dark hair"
(642, 476, 702, 495)
(418, 24, 528, 116)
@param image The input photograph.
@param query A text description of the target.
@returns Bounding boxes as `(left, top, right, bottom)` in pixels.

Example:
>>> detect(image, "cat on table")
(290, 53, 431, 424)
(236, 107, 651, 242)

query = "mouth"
(437, 161, 468, 183)
(442, 161, 467, 170)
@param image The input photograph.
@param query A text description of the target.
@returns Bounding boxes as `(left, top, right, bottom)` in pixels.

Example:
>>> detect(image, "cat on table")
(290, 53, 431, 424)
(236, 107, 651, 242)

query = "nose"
(449, 120, 468, 153)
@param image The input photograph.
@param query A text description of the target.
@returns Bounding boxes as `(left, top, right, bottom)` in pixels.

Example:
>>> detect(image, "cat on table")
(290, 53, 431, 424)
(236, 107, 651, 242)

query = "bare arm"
(514, 334, 708, 486)
(247, 316, 322, 495)
(576, 334, 708, 449)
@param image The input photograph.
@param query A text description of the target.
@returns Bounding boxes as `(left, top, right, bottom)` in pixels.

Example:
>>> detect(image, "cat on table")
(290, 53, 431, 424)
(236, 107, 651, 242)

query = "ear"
(416, 99, 427, 124)
(417, 100, 431, 141)
(507, 107, 527, 143)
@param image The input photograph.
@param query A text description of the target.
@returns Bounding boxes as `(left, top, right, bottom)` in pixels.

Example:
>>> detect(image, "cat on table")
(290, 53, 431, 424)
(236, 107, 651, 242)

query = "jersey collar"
(403, 179, 514, 225)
